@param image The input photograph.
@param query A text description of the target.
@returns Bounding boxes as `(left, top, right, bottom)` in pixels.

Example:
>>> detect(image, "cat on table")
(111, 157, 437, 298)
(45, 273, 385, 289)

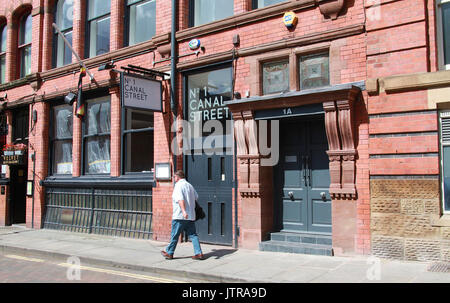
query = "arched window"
(0, 24, 6, 83)
(126, 0, 156, 46)
(54, 0, 73, 67)
(19, 13, 32, 78)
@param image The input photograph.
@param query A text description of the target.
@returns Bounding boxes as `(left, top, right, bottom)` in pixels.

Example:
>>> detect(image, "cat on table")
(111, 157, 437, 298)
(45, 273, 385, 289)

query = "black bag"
(195, 201, 205, 221)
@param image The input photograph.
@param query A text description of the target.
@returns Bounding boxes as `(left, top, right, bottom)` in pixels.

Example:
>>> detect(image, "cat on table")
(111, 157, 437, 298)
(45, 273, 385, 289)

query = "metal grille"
(43, 187, 153, 239)
(440, 112, 450, 143)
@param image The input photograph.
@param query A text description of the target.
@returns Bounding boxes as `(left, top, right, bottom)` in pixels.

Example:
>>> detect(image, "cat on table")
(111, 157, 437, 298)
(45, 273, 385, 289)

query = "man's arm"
(178, 200, 188, 219)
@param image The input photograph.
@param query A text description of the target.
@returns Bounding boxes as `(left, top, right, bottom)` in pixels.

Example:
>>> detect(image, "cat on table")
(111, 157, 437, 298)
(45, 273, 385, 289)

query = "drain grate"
(428, 262, 450, 273)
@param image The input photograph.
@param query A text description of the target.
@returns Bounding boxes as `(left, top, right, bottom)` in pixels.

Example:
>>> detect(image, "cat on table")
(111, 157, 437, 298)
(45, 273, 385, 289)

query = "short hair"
(175, 170, 185, 179)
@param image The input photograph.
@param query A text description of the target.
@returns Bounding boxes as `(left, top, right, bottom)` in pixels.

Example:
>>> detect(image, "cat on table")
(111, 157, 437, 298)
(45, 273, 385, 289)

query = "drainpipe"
(171, 0, 178, 174)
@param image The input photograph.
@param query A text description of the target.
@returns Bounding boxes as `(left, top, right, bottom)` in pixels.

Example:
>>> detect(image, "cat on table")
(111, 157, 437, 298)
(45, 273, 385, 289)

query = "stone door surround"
(226, 82, 362, 199)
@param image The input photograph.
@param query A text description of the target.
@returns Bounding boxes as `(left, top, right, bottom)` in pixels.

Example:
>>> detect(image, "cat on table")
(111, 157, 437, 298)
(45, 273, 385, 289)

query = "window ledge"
(176, 0, 316, 42)
(431, 214, 450, 227)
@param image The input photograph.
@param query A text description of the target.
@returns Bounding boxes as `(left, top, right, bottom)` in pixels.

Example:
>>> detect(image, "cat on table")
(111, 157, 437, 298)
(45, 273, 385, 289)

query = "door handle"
(320, 192, 327, 201)
(302, 156, 307, 186)
(288, 191, 294, 200)
(305, 155, 310, 187)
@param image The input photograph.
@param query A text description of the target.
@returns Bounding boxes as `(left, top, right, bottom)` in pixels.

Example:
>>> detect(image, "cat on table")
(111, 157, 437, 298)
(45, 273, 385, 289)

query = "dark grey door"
(276, 117, 331, 234)
(187, 153, 233, 245)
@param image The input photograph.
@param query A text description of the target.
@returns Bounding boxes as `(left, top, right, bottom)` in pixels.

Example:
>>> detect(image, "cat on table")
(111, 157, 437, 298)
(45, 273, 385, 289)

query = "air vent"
(441, 112, 450, 143)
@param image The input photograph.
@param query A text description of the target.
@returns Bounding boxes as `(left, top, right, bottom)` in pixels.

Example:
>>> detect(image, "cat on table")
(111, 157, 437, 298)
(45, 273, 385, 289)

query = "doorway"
(9, 108, 29, 224)
(274, 115, 331, 234)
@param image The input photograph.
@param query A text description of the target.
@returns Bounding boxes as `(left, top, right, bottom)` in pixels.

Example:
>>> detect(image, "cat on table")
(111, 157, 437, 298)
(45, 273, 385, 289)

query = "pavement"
(0, 225, 449, 283)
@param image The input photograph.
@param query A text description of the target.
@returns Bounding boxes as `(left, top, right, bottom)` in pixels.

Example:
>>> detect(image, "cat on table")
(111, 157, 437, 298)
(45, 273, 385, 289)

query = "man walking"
(161, 170, 204, 260)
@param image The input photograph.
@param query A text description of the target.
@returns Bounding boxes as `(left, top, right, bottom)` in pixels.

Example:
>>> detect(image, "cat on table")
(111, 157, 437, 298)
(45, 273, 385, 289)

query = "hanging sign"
(2, 154, 25, 165)
(121, 73, 163, 112)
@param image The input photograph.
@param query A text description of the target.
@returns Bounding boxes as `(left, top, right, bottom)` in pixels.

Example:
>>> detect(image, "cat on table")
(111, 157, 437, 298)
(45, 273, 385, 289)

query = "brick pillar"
(42, 0, 55, 71)
(26, 102, 49, 229)
(235, 0, 251, 14)
(110, 87, 121, 177)
(72, 105, 82, 177)
(110, 0, 124, 51)
(0, 111, 14, 226)
(6, 21, 18, 82)
(72, 0, 86, 60)
(31, 6, 44, 74)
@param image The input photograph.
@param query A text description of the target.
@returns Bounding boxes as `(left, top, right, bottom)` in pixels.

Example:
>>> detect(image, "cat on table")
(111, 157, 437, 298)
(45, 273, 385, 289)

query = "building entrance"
(274, 116, 331, 234)
(10, 108, 29, 224)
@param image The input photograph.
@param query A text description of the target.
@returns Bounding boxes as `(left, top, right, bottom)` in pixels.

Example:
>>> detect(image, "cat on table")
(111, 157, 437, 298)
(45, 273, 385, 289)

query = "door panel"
(277, 117, 331, 234)
(187, 153, 233, 245)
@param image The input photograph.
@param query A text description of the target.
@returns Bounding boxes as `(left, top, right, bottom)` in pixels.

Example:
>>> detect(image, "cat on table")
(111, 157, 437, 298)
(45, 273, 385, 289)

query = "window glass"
(20, 45, 31, 77)
(56, 0, 73, 31)
(443, 3, 450, 65)
(0, 26, 5, 83)
(193, 0, 234, 26)
(299, 53, 330, 90)
(262, 60, 289, 95)
(85, 97, 110, 174)
(89, 16, 110, 57)
(86, 136, 110, 174)
(52, 105, 73, 175)
(255, 0, 286, 8)
(88, 0, 111, 20)
(0, 55, 5, 84)
(123, 109, 153, 173)
(19, 14, 32, 45)
(187, 67, 232, 124)
(128, 0, 156, 45)
(55, 0, 73, 67)
(0, 26, 6, 53)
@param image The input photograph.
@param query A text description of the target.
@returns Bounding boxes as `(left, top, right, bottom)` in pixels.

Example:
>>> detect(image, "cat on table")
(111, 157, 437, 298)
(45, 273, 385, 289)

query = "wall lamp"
(0, 93, 7, 102)
(98, 60, 116, 71)
(64, 92, 77, 105)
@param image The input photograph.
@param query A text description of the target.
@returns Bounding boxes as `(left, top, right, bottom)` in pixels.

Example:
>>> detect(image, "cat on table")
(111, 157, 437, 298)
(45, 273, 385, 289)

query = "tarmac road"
(0, 253, 204, 283)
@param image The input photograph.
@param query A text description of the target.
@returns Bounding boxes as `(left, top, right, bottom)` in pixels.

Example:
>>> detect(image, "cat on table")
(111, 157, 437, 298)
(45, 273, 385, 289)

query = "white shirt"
(172, 178, 198, 221)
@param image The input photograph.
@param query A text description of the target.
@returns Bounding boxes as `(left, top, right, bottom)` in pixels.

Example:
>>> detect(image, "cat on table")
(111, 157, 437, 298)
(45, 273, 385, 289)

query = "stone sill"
(431, 214, 450, 227)
(367, 69, 450, 95)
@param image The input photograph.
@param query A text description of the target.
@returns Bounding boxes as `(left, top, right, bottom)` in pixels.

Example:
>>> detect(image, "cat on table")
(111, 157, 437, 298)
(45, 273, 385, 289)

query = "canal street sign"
(121, 73, 163, 112)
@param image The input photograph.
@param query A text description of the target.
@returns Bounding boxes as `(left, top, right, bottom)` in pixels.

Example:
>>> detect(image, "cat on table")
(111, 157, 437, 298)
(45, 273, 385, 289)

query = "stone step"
(270, 232, 332, 246)
(259, 240, 333, 256)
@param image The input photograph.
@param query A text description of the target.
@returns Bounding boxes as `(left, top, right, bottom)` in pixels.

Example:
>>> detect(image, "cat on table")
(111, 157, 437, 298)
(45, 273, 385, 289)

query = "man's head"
(174, 170, 185, 182)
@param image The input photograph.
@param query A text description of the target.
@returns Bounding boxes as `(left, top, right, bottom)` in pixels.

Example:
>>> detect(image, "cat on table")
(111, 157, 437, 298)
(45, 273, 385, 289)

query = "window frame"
(436, 0, 450, 70)
(82, 94, 111, 175)
(18, 12, 32, 79)
(188, 0, 234, 28)
(49, 102, 74, 176)
(121, 107, 154, 175)
(260, 58, 290, 95)
(53, 0, 74, 68)
(439, 111, 450, 214)
(252, 0, 287, 9)
(85, 0, 111, 59)
(124, 0, 156, 47)
(0, 24, 6, 84)
(298, 51, 330, 91)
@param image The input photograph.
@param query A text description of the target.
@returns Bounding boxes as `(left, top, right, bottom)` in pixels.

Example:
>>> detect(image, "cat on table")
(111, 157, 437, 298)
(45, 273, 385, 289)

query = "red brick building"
(0, 0, 448, 262)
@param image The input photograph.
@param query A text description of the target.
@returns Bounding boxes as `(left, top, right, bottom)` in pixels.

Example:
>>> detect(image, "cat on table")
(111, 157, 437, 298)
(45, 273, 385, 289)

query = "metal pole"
(31, 152, 35, 228)
(171, 0, 178, 173)
(52, 23, 95, 81)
